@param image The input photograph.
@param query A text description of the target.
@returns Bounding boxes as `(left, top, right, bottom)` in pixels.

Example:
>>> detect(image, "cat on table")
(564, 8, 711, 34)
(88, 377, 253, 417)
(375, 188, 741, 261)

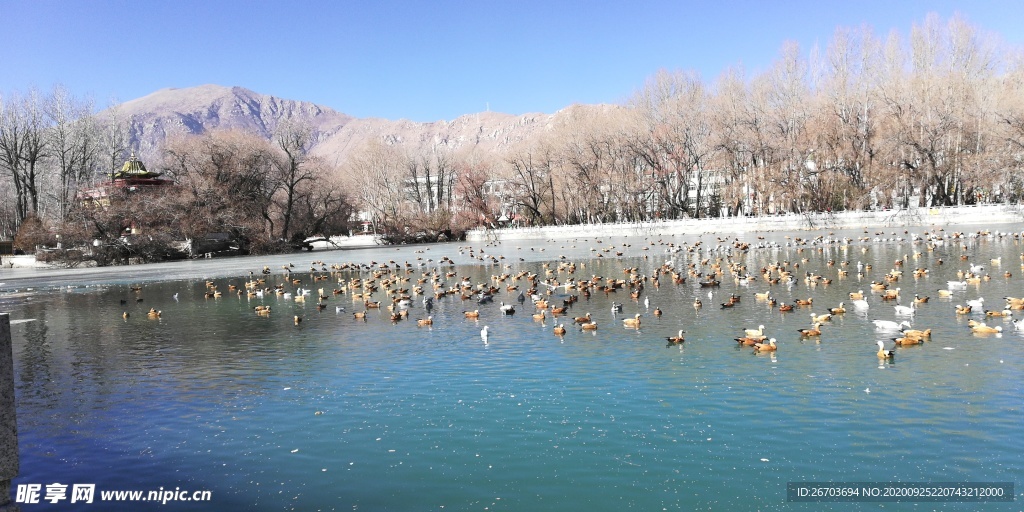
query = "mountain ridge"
(115, 84, 587, 166)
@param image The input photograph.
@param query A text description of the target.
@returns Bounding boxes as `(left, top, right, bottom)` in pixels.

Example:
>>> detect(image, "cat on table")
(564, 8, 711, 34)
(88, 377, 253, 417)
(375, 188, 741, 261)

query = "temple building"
(78, 152, 172, 206)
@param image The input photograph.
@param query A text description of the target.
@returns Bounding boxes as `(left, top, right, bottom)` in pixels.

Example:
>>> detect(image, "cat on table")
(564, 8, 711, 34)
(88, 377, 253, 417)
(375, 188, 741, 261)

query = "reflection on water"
(4, 225, 1024, 511)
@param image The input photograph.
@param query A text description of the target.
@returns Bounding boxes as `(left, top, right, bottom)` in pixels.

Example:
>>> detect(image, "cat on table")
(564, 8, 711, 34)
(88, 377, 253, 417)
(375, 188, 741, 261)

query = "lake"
(2, 225, 1022, 511)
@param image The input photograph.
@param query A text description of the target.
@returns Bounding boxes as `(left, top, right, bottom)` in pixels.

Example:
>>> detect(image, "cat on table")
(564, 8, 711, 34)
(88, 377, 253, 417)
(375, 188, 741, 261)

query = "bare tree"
(46, 85, 100, 219)
(162, 130, 279, 249)
(99, 102, 129, 182)
(0, 89, 50, 223)
(345, 139, 408, 236)
(506, 142, 559, 225)
(814, 24, 886, 208)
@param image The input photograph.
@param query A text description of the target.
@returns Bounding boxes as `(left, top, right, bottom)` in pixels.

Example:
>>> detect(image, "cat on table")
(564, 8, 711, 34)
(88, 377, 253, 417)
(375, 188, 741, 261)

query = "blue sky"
(1, 1, 1020, 122)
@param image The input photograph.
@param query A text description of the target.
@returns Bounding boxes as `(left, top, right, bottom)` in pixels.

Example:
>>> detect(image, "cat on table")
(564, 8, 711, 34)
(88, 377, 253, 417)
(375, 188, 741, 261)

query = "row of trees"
(0, 86, 130, 240)
(4, 14, 1024, 261)
(0, 86, 356, 261)
(345, 14, 1024, 231)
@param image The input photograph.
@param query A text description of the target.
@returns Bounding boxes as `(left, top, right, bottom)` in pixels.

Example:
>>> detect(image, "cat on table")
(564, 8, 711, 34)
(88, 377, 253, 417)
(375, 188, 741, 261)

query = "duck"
(849, 290, 865, 300)
(623, 314, 642, 328)
(954, 304, 973, 314)
(873, 319, 912, 331)
(829, 302, 846, 315)
(937, 289, 953, 297)
(353, 311, 367, 319)
(580, 321, 598, 330)
(499, 302, 516, 315)
(553, 324, 567, 335)
(913, 294, 929, 304)
(753, 338, 778, 351)
(901, 327, 932, 340)
(693, 299, 703, 309)
(797, 323, 823, 337)
(877, 340, 895, 359)
(971, 323, 1002, 334)
(653, 307, 663, 317)
(122, 311, 129, 319)
(611, 302, 623, 313)
(574, 312, 592, 324)
(892, 335, 923, 345)
(795, 297, 813, 306)
(665, 329, 685, 344)
(985, 308, 1012, 317)
(735, 335, 766, 346)
(744, 324, 765, 337)
(146, 308, 161, 318)
(463, 309, 480, 318)
(811, 312, 833, 323)
(532, 310, 547, 321)
(294, 315, 302, 325)
(778, 303, 795, 312)
(894, 303, 916, 316)
(417, 316, 434, 326)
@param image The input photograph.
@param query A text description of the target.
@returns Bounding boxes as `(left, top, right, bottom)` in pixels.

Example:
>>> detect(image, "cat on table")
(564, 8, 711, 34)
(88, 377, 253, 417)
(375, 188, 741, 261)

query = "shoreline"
(0, 234, 385, 270)
(466, 204, 1024, 242)
(2, 205, 1023, 290)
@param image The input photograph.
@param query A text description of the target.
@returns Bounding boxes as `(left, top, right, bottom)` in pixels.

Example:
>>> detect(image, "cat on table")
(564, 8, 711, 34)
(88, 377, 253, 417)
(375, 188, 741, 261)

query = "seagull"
(481, 325, 489, 344)
(499, 302, 516, 315)
(851, 299, 869, 311)
(172, 293, 179, 301)
(966, 297, 985, 310)
(335, 306, 345, 313)
(643, 296, 650, 309)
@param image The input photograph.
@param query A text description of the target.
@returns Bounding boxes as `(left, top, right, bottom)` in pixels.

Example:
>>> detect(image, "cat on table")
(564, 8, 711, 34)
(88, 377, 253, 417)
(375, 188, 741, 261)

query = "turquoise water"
(4, 228, 1023, 510)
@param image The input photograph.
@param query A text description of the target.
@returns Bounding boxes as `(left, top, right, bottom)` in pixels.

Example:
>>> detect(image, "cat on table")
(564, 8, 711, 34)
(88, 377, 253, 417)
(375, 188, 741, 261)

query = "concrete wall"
(466, 204, 1024, 242)
(0, 314, 17, 511)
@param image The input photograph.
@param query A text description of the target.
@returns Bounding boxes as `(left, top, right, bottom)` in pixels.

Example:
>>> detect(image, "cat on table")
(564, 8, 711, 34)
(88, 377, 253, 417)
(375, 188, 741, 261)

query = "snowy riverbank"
(1, 234, 385, 270)
(466, 204, 1024, 242)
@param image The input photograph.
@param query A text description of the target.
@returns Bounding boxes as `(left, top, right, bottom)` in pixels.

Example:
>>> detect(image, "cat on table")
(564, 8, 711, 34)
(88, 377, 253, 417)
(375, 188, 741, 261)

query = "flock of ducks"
(115, 228, 1024, 361)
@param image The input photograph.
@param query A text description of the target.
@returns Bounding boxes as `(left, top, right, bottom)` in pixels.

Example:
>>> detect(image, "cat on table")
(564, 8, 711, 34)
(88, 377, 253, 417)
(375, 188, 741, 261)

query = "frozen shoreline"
(466, 204, 1024, 242)
(1, 234, 384, 270)
(2, 205, 1023, 287)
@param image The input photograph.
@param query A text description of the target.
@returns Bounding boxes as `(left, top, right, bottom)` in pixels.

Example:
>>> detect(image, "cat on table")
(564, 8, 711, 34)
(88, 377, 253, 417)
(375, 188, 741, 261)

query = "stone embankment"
(466, 204, 1024, 242)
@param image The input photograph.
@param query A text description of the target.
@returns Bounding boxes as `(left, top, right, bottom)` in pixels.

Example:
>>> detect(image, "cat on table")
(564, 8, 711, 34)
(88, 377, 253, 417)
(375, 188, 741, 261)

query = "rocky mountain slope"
(116, 84, 567, 166)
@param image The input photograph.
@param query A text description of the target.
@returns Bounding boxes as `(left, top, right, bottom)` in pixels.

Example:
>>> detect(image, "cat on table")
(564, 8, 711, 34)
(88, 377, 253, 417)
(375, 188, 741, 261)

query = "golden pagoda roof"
(112, 152, 161, 179)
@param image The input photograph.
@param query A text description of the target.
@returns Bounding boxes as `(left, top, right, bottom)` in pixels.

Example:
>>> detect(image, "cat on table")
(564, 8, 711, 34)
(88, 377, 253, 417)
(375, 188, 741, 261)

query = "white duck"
(894, 302, 916, 316)
(873, 319, 912, 331)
